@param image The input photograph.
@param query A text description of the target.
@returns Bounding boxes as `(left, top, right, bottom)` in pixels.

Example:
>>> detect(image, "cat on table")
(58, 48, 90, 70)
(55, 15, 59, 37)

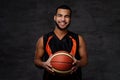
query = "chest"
(49, 35, 73, 53)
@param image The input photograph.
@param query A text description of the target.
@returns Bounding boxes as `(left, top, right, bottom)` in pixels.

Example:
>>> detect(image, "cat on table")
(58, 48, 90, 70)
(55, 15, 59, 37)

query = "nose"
(61, 16, 65, 21)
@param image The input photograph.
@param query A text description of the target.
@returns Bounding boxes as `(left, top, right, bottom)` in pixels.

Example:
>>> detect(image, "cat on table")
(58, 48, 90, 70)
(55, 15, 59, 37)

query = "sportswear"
(42, 31, 82, 80)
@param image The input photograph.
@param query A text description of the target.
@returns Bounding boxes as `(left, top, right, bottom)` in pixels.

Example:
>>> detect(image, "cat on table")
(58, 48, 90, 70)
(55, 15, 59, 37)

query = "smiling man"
(34, 5, 88, 80)
(54, 8, 71, 30)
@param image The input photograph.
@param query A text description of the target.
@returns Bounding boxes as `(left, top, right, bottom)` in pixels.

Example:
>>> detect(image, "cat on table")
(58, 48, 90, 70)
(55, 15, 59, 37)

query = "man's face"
(54, 9, 71, 30)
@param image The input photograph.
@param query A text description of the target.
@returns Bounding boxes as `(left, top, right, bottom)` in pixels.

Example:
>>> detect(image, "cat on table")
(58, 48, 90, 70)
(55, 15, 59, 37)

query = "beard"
(54, 21, 70, 30)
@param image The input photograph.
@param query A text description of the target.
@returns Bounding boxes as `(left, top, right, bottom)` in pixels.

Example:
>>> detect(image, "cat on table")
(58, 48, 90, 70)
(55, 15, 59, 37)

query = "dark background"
(0, 0, 120, 80)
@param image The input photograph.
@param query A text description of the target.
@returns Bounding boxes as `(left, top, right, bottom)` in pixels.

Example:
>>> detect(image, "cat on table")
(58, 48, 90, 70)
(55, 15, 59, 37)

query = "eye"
(57, 14, 62, 17)
(65, 15, 70, 18)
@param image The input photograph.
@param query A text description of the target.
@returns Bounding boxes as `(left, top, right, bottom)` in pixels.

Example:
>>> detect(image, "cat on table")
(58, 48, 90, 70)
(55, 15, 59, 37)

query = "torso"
(42, 31, 82, 80)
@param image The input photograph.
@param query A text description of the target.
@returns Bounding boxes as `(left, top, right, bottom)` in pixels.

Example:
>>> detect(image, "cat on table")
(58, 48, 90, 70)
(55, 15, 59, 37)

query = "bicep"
(78, 35, 88, 59)
(35, 36, 44, 59)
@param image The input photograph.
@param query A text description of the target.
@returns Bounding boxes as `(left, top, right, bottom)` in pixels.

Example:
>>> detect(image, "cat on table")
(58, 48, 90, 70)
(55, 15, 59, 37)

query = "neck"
(54, 27, 68, 35)
(53, 27, 68, 40)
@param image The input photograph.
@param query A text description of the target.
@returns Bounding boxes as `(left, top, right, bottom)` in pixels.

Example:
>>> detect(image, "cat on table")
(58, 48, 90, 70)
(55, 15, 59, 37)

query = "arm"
(76, 35, 88, 67)
(71, 35, 88, 73)
(34, 36, 54, 72)
(34, 36, 44, 68)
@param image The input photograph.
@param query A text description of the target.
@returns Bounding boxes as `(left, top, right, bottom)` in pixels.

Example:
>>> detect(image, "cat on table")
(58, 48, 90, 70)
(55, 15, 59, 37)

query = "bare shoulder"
(78, 35, 86, 46)
(36, 36, 44, 48)
(78, 35, 85, 41)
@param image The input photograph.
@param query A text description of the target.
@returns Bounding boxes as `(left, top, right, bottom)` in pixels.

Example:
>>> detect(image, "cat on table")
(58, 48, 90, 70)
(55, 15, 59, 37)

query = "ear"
(54, 15, 56, 21)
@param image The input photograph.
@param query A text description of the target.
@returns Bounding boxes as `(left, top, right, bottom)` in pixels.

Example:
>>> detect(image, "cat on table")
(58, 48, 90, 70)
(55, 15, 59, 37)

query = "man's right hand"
(42, 56, 55, 74)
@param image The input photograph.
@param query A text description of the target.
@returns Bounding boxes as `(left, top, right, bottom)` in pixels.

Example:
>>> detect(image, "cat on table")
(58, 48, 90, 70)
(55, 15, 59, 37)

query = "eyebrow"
(56, 14, 70, 17)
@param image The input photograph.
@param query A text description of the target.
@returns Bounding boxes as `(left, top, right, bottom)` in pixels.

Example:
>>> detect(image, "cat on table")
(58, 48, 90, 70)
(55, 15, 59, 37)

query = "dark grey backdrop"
(0, 0, 120, 80)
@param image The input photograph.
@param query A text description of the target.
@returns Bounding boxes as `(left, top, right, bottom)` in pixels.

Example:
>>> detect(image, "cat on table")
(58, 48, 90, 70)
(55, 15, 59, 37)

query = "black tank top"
(43, 31, 82, 80)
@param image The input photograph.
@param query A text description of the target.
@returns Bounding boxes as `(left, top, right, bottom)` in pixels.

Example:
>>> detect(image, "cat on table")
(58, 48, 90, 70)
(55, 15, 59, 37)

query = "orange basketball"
(50, 51, 74, 74)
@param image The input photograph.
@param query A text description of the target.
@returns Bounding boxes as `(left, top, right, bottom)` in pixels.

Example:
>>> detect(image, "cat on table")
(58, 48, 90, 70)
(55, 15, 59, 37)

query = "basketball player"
(34, 5, 88, 80)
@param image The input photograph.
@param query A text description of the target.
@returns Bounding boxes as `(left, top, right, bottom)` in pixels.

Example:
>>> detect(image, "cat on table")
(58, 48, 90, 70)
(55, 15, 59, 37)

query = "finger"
(70, 67, 74, 74)
(70, 66, 77, 74)
(72, 57, 77, 65)
(47, 62, 52, 68)
(46, 66, 54, 72)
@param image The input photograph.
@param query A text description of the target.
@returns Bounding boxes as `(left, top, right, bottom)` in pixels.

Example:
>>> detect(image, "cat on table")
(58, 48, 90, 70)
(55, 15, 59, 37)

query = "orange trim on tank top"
(45, 36, 53, 56)
(45, 35, 77, 56)
(69, 36, 77, 56)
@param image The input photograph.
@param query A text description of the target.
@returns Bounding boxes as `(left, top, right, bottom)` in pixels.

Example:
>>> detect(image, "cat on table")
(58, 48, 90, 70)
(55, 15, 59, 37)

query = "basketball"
(49, 51, 74, 74)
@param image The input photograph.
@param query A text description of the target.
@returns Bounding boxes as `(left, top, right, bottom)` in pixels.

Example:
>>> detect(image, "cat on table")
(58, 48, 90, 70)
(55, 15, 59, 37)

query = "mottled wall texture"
(0, 0, 120, 80)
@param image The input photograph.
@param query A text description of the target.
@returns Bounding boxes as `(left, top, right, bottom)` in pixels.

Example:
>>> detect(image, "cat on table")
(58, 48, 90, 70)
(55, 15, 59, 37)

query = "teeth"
(61, 23, 64, 25)
(61, 22, 65, 25)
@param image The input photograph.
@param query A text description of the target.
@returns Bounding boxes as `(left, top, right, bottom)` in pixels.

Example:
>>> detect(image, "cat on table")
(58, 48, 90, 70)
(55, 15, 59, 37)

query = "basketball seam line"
(51, 61, 72, 64)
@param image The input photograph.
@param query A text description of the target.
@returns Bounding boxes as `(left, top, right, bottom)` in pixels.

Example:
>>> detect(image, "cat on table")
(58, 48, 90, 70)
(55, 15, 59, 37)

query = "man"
(34, 5, 88, 80)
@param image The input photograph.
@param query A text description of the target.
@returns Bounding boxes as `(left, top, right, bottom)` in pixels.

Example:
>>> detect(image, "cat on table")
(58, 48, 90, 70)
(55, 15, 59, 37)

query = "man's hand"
(42, 55, 55, 74)
(70, 57, 80, 74)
